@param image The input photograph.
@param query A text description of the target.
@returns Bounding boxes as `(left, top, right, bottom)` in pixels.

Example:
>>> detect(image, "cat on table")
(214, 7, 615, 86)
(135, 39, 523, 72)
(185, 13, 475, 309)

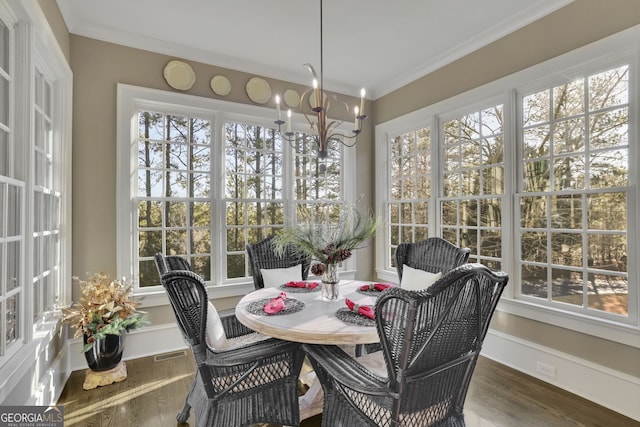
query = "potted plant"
(274, 203, 380, 300)
(62, 272, 148, 371)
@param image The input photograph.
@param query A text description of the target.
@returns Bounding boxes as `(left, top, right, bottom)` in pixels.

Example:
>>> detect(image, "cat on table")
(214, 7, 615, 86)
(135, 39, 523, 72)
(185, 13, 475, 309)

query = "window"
(375, 27, 639, 341)
(441, 105, 504, 271)
(118, 85, 355, 295)
(517, 65, 629, 319)
(0, 9, 22, 362)
(136, 111, 213, 285)
(0, 0, 71, 371)
(383, 128, 431, 271)
(32, 68, 62, 324)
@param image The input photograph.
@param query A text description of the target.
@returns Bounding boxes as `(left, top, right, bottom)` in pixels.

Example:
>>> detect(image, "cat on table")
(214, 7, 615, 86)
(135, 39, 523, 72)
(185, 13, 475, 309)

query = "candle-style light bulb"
(286, 109, 292, 133)
(312, 79, 322, 110)
(275, 94, 281, 121)
(353, 106, 359, 131)
(359, 88, 366, 118)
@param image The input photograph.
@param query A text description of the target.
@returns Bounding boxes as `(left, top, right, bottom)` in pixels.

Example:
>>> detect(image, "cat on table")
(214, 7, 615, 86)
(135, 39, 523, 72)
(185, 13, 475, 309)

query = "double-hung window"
(516, 65, 630, 319)
(0, 10, 21, 362)
(441, 103, 505, 271)
(380, 127, 432, 272)
(0, 0, 71, 372)
(117, 85, 355, 298)
(375, 27, 639, 341)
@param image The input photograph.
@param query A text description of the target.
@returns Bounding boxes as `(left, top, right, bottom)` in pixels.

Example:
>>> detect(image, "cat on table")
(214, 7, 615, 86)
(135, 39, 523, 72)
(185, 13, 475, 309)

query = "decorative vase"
(321, 263, 340, 301)
(84, 333, 125, 371)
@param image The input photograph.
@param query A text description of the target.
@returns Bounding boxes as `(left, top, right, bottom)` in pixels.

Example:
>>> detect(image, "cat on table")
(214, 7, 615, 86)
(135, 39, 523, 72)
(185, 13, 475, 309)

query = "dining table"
(235, 279, 388, 420)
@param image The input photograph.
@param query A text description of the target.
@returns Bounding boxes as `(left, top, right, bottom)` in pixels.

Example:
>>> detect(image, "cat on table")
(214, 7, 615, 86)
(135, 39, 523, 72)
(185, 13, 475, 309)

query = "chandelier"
(274, 0, 366, 161)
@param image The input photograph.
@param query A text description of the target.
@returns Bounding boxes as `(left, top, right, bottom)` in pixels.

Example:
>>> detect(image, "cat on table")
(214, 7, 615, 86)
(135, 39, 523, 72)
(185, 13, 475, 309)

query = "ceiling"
(56, 0, 571, 99)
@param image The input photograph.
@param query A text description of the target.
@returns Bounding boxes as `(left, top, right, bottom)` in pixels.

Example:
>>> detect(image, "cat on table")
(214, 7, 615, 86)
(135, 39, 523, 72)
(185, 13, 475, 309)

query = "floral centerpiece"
(62, 273, 149, 353)
(274, 202, 380, 300)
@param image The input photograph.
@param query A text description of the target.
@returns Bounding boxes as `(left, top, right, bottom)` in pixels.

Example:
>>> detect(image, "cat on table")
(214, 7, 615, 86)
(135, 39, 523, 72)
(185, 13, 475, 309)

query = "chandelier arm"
(304, 63, 318, 83)
(272, 0, 366, 161)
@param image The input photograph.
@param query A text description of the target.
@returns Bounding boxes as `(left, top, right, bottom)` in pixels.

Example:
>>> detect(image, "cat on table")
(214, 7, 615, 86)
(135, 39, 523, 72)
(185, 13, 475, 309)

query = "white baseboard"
(482, 329, 640, 422)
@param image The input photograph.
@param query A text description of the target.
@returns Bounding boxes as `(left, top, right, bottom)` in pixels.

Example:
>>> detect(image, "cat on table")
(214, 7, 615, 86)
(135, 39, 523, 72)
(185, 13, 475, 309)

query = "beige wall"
(69, 35, 374, 323)
(374, 0, 640, 378)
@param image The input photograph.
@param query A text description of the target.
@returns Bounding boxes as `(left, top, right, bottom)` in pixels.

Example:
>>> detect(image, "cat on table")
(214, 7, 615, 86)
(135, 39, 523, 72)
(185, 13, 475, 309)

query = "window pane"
(0, 77, 8, 126)
(521, 232, 547, 263)
(192, 202, 210, 227)
(7, 185, 19, 236)
(6, 240, 19, 291)
(0, 131, 8, 176)
(6, 294, 19, 347)
(551, 195, 582, 229)
(589, 65, 628, 111)
(523, 90, 549, 126)
(553, 117, 584, 155)
(590, 149, 628, 188)
(227, 254, 245, 279)
(551, 269, 582, 305)
(521, 265, 548, 298)
(167, 230, 187, 255)
(168, 201, 187, 227)
(553, 80, 584, 119)
(138, 259, 160, 288)
(0, 19, 8, 74)
(590, 108, 628, 149)
(139, 230, 162, 257)
(587, 193, 626, 231)
(138, 201, 162, 228)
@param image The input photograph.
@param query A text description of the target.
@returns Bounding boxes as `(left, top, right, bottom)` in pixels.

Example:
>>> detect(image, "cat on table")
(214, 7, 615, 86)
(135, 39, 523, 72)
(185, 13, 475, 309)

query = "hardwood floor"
(57, 350, 638, 427)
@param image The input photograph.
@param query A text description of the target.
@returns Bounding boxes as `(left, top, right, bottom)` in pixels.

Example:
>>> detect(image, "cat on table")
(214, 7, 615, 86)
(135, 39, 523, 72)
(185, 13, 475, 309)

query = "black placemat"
(355, 284, 396, 297)
(335, 306, 376, 327)
(246, 298, 305, 316)
(278, 283, 321, 293)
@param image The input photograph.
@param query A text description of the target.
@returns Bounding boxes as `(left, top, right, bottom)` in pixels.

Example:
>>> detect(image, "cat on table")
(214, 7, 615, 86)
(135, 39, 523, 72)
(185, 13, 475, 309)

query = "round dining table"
(235, 280, 381, 345)
(235, 279, 387, 420)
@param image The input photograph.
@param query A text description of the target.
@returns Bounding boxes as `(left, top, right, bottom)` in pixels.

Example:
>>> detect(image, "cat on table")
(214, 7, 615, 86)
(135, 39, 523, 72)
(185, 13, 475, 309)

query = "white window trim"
(116, 84, 357, 307)
(375, 24, 640, 348)
(0, 0, 72, 372)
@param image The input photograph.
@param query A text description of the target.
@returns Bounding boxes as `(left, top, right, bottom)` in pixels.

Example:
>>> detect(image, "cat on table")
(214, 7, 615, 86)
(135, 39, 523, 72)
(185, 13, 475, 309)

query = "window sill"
(135, 282, 255, 308)
(498, 298, 640, 349)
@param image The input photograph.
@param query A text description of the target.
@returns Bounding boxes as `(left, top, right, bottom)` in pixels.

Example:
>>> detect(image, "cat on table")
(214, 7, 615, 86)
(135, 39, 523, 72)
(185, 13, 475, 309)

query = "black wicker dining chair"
(303, 263, 508, 427)
(395, 237, 471, 281)
(154, 253, 305, 427)
(246, 235, 312, 290)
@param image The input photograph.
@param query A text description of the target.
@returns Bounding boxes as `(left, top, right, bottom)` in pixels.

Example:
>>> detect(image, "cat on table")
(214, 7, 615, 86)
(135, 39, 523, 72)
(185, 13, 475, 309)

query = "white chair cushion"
(400, 265, 442, 291)
(205, 301, 271, 351)
(260, 264, 302, 288)
(221, 332, 271, 351)
(205, 301, 228, 349)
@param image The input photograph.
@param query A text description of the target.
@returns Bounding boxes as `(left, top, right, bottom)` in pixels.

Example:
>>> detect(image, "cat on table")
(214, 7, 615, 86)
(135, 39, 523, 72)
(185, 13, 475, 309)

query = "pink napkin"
(263, 292, 287, 314)
(359, 283, 393, 292)
(285, 281, 319, 290)
(345, 298, 375, 320)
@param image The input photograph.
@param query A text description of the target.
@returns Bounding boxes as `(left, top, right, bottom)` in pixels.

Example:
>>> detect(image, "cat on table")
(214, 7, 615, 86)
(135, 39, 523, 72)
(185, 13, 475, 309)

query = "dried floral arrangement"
(274, 202, 380, 275)
(62, 272, 148, 352)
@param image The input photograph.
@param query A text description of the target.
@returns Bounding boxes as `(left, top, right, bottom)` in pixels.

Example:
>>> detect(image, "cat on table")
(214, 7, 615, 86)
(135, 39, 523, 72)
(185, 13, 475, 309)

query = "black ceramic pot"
(83, 333, 125, 371)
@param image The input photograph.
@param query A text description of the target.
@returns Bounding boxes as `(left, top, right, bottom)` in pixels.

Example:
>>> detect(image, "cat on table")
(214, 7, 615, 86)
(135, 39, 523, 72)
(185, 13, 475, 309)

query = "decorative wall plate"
(283, 89, 300, 108)
(210, 75, 231, 96)
(163, 60, 196, 90)
(246, 77, 272, 104)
